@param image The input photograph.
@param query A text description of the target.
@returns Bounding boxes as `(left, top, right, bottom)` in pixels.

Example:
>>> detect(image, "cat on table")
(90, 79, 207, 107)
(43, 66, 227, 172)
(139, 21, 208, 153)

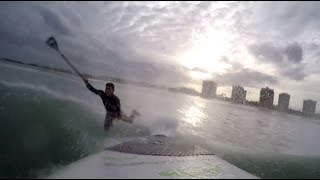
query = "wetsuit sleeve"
(85, 81, 104, 96)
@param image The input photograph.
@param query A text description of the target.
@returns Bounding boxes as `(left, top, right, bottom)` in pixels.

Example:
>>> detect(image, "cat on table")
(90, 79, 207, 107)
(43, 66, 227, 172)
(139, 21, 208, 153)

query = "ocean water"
(1, 61, 320, 179)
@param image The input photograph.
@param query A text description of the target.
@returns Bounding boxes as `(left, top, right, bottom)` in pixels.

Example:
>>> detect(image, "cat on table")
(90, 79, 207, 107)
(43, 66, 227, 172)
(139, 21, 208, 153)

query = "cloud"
(284, 42, 303, 63)
(243, 2, 320, 41)
(248, 43, 283, 63)
(190, 67, 209, 73)
(37, 6, 72, 36)
(248, 42, 304, 64)
(306, 43, 319, 52)
(219, 56, 231, 64)
(281, 65, 306, 81)
(247, 42, 307, 80)
(212, 63, 278, 87)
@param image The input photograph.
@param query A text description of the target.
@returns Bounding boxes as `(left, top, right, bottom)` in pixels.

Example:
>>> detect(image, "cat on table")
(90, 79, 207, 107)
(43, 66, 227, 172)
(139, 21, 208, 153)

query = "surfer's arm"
(85, 80, 104, 96)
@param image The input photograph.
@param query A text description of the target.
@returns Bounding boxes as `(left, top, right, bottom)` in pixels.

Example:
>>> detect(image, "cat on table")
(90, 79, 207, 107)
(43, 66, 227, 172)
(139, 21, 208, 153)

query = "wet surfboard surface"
(106, 135, 214, 156)
(47, 136, 259, 179)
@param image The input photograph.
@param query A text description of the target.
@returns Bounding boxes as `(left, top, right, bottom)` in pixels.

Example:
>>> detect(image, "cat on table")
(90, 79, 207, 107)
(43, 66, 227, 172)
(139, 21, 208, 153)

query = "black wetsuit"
(86, 82, 121, 130)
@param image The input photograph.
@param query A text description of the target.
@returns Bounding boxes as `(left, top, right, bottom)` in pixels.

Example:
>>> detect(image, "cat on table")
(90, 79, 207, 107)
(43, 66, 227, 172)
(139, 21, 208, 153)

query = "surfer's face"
(105, 86, 114, 96)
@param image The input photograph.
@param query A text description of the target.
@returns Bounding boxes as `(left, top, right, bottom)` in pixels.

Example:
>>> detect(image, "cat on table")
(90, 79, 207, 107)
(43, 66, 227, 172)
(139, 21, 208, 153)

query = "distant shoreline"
(1, 58, 319, 120)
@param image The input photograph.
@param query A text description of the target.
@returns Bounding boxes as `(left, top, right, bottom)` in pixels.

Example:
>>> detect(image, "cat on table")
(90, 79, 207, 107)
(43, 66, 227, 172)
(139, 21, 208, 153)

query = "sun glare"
(180, 28, 233, 76)
(189, 71, 212, 80)
(178, 100, 208, 127)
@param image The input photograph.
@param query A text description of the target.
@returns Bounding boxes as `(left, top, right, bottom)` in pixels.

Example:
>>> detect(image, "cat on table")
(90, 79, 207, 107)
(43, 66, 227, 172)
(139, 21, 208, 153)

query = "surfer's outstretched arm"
(84, 79, 104, 96)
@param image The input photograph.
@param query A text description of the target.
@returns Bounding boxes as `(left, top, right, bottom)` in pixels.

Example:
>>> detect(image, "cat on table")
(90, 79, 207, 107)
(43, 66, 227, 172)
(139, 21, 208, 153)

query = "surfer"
(45, 36, 139, 131)
(84, 79, 140, 131)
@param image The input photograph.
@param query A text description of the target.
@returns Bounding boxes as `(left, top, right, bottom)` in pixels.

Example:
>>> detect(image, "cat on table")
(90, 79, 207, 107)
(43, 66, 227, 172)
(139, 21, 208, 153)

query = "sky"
(1, 1, 320, 112)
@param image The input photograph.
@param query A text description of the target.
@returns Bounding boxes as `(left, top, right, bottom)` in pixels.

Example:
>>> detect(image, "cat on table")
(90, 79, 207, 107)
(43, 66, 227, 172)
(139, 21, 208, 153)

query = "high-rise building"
(302, 99, 317, 115)
(278, 93, 290, 111)
(231, 85, 247, 104)
(259, 87, 274, 108)
(201, 80, 217, 99)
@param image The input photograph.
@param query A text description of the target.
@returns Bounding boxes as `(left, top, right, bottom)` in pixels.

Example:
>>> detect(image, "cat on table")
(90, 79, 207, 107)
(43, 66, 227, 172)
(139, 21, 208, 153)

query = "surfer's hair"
(106, 83, 114, 90)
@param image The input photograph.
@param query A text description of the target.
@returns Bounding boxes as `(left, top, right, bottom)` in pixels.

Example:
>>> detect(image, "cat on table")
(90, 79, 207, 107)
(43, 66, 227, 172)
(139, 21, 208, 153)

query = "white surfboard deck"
(47, 150, 258, 179)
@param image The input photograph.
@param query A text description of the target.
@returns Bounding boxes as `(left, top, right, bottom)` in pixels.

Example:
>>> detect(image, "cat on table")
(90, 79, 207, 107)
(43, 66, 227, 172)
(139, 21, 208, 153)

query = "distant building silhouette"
(231, 85, 247, 104)
(259, 87, 274, 108)
(201, 80, 217, 99)
(302, 99, 317, 115)
(278, 93, 290, 111)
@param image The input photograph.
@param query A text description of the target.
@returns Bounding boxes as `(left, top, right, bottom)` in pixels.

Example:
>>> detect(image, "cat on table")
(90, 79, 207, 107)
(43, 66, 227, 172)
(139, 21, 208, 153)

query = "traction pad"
(106, 135, 214, 156)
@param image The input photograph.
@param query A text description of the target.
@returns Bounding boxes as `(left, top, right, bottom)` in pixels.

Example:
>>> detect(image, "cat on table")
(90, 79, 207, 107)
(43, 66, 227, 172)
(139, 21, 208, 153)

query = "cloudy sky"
(1, 1, 320, 111)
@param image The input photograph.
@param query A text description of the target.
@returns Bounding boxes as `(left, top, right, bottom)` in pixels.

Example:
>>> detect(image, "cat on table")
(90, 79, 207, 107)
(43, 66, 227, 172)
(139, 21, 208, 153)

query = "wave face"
(0, 82, 107, 178)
